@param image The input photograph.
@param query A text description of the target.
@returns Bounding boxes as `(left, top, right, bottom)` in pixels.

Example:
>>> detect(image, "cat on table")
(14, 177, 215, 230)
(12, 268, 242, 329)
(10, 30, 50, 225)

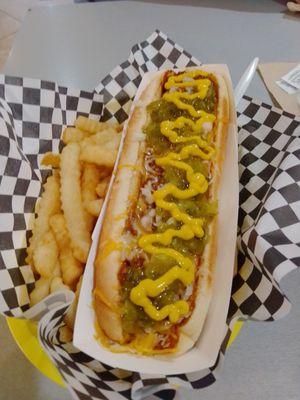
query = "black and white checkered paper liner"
(0, 75, 103, 319)
(0, 30, 299, 400)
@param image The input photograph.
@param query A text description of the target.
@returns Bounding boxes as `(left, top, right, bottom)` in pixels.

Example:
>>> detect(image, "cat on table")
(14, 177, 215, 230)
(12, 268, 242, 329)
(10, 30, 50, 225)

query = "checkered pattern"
(0, 31, 299, 400)
(229, 96, 300, 321)
(95, 30, 200, 123)
(0, 74, 103, 318)
(39, 300, 228, 400)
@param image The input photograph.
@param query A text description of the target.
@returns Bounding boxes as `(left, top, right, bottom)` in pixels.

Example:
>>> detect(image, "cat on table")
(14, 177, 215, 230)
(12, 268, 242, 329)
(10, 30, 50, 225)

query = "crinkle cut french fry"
(85, 198, 103, 217)
(82, 129, 121, 148)
(25, 236, 36, 274)
(26, 174, 61, 268)
(82, 163, 103, 214)
(32, 231, 59, 278)
(60, 143, 91, 263)
(59, 325, 73, 343)
(80, 144, 117, 168)
(50, 277, 70, 293)
(81, 164, 101, 229)
(98, 167, 112, 180)
(116, 123, 123, 133)
(84, 209, 95, 235)
(29, 277, 51, 306)
(50, 213, 84, 289)
(75, 116, 108, 134)
(95, 176, 111, 198)
(41, 152, 60, 168)
(79, 128, 121, 168)
(62, 127, 91, 144)
(64, 276, 82, 331)
(52, 261, 62, 278)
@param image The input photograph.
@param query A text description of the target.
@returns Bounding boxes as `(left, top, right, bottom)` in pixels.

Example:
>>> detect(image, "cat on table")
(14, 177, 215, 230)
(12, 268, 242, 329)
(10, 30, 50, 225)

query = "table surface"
(1, 1, 300, 400)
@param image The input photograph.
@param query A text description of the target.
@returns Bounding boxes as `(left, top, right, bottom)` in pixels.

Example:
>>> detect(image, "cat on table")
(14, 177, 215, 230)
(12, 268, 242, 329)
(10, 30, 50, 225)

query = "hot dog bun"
(94, 68, 229, 355)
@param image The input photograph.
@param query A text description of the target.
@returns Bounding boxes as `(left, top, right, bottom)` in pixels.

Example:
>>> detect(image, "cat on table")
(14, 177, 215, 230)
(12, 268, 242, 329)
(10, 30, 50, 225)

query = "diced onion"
(141, 181, 153, 204)
(166, 217, 176, 225)
(140, 208, 156, 231)
(202, 122, 212, 134)
(135, 132, 145, 141)
(183, 284, 193, 300)
(127, 246, 142, 261)
(145, 153, 156, 174)
(155, 214, 162, 226)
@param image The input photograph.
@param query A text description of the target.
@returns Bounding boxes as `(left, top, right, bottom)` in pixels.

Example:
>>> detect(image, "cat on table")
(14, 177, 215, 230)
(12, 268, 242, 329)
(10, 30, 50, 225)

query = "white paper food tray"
(74, 65, 239, 375)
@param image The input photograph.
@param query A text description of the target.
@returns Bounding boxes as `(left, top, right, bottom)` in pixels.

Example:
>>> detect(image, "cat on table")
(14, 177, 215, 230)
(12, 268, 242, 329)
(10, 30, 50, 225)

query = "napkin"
(0, 30, 299, 400)
(258, 62, 300, 116)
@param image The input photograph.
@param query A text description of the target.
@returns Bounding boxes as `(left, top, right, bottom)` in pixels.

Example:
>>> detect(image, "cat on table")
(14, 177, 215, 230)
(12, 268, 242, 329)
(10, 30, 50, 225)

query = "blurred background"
(0, 0, 295, 71)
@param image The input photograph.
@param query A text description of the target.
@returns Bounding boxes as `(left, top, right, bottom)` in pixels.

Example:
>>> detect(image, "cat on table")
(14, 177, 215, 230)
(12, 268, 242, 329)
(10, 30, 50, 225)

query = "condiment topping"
(129, 70, 217, 324)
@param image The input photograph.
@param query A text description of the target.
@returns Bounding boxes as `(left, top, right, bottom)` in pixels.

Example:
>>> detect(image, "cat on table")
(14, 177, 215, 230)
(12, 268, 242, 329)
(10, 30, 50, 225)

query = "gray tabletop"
(1, 1, 300, 400)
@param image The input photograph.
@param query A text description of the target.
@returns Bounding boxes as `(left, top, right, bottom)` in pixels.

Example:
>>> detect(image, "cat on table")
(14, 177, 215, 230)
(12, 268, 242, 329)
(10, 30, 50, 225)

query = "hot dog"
(94, 68, 229, 355)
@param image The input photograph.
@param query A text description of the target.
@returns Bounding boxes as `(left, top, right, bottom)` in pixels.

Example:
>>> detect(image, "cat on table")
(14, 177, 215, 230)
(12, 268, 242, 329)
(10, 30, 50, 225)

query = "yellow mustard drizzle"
(129, 70, 216, 325)
(163, 71, 211, 118)
(160, 116, 215, 159)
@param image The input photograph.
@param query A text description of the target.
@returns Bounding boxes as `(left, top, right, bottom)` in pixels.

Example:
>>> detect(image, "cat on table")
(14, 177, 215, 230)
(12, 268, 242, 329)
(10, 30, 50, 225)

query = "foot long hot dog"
(94, 68, 229, 356)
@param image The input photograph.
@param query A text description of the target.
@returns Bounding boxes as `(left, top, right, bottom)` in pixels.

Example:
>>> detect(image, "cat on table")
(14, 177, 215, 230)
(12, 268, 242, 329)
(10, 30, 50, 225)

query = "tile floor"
(0, 0, 76, 70)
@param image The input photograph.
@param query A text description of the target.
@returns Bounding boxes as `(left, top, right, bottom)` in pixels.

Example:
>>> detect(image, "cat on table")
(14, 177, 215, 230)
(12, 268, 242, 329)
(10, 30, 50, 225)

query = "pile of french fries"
(26, 116, 122, 340)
